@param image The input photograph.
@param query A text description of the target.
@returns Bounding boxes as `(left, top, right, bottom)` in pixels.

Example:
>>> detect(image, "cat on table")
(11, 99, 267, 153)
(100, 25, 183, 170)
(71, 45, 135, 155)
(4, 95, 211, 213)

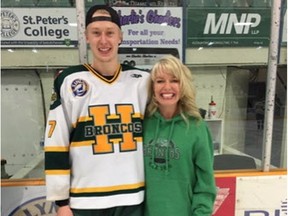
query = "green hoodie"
(143, 111, 216, 216)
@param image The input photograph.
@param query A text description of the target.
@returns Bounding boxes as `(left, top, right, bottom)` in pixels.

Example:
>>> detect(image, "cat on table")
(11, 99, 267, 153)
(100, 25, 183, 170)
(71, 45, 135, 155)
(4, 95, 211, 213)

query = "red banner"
(213, 177, 236, 216)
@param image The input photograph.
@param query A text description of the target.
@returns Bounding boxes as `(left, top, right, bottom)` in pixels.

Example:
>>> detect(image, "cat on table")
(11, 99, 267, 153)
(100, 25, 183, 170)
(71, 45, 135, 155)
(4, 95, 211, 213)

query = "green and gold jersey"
(45, 64, 150, 209)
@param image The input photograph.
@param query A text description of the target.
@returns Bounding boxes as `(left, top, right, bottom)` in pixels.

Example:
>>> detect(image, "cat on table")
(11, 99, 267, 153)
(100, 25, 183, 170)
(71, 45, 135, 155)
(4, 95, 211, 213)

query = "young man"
(44, 5, 150, 216)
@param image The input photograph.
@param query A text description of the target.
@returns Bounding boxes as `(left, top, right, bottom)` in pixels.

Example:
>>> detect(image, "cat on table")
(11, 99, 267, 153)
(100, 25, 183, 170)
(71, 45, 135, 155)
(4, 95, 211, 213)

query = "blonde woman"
(143, 55, 216, 216)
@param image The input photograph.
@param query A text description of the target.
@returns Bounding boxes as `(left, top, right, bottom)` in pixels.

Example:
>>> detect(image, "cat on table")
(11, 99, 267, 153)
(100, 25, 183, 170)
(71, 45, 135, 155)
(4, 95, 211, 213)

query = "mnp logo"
(8, 196, 57, 216)
(204, 13, 261, 35)
(186, 8, 270, 47)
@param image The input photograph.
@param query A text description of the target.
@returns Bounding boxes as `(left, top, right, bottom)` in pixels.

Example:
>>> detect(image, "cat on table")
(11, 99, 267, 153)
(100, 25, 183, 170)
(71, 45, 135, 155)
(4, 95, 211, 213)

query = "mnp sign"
(186, 8, 271, 47)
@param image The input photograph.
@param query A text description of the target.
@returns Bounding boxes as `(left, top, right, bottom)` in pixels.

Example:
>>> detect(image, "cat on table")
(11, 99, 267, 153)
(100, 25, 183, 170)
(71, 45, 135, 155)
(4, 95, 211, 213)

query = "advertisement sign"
(235, 175, 287, 216)
(186, 8, 271, 47)
(1, 7, 182, 64)
(1, 8, 78, 47)
(1, 186, 57, 216)
(213, 177, 236, 216)
(116, 7, 183, 68)
(1, 174, 286, 215)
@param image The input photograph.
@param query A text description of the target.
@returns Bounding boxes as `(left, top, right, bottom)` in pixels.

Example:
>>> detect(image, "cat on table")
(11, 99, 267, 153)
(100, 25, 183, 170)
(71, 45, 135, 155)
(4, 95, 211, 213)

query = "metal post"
(262, 0, 282, 171)
(76, 1, 87, 64)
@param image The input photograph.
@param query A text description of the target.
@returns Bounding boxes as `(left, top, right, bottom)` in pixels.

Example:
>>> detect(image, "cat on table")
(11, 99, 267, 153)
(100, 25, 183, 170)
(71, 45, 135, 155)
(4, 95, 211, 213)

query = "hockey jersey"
(44, 64, 150, 209)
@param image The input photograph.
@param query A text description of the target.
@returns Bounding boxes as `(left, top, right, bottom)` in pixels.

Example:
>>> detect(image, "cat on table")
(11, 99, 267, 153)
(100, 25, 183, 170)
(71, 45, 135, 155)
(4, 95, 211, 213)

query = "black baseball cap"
(85, 5, 121, 29)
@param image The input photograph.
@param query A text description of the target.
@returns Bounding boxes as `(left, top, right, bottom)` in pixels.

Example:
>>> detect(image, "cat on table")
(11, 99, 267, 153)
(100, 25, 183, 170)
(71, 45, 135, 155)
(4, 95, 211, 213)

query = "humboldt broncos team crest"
(71, 79, 89, 97)
(145, 138, 180, 170)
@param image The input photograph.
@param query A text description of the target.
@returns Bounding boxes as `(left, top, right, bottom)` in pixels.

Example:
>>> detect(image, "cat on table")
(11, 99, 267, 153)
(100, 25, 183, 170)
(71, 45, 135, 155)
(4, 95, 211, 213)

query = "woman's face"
(153, 70, 180, 111)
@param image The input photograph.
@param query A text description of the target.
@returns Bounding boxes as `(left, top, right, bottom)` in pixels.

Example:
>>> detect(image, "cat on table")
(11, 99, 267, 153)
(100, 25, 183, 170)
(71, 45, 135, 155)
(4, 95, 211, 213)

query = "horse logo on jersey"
(71, 79, 89, 97)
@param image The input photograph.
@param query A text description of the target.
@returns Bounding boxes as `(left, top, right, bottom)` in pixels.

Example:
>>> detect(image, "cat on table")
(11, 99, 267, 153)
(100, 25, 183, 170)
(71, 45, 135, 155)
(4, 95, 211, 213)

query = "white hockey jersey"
(44, 64, 150, 209)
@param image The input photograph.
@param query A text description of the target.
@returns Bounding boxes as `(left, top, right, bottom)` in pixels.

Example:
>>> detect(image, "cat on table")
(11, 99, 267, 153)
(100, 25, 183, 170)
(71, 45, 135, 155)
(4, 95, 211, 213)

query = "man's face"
(85, 10, 122, 63)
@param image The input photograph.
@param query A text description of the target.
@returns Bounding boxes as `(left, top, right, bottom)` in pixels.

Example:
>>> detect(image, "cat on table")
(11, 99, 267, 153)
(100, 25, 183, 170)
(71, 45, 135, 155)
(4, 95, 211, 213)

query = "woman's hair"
(146, 55, 201, 123)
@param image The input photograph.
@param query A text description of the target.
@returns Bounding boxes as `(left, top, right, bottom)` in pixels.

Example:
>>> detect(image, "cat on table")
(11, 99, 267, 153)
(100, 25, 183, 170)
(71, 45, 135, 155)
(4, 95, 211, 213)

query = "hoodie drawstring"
(150, 118, 160, 169)
(165, 119, 175, 173)
(150, 117, 175, 174)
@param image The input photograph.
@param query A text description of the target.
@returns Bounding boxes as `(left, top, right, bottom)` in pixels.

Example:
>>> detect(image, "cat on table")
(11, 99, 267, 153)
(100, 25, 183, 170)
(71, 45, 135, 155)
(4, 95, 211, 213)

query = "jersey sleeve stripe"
(45, 146, 69, 152)
(45, 152, 70, 170)
(70, 140, 94, 147)
(75, 116, 93, 124)
(45, 170, 71, 175)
